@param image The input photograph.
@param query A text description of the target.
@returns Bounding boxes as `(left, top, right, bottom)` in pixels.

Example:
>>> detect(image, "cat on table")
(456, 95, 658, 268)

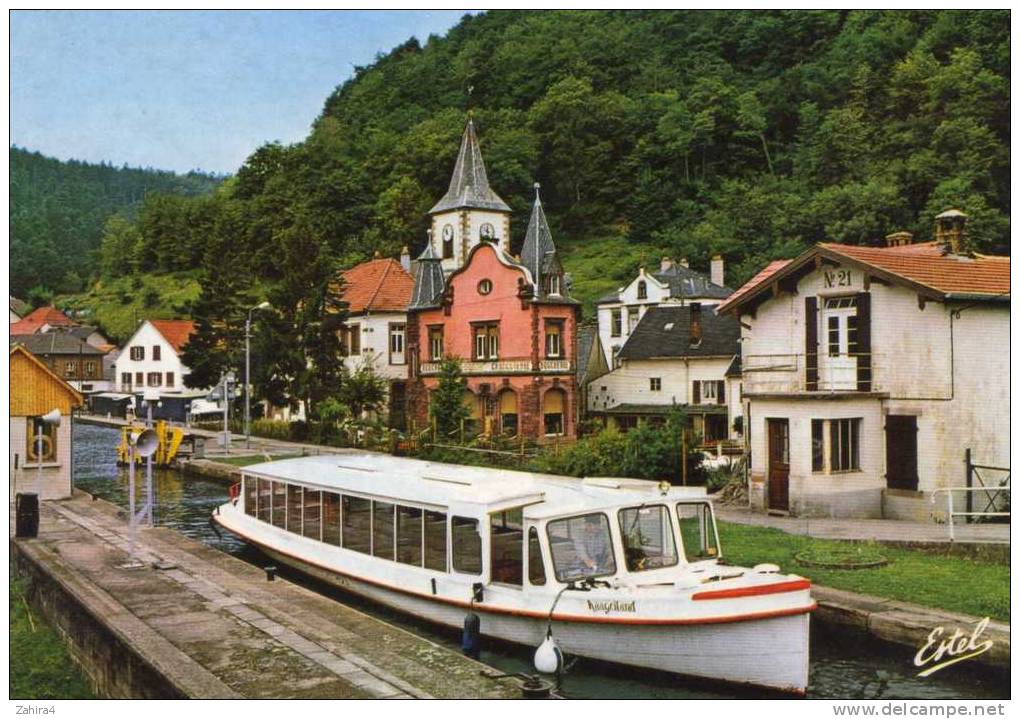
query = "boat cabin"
(235, 454, 722, 589)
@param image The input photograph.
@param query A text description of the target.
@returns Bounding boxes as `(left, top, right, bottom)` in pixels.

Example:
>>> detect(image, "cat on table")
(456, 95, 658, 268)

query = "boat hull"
(220, 517, 810, 694)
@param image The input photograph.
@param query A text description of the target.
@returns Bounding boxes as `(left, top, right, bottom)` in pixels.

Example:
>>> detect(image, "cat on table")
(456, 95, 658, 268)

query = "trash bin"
(15, 492, 39, 538)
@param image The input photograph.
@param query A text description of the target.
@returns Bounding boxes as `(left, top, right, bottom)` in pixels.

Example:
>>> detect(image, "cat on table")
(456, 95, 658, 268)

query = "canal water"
(72, 423, 1008, 700)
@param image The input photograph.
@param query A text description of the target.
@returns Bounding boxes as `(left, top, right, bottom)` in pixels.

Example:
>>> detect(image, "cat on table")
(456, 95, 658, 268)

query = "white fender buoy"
(533, 630, 563, 674)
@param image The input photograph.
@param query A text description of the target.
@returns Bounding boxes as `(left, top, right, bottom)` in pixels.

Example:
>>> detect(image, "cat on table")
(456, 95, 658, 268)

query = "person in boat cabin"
(574, 514, 613, 576)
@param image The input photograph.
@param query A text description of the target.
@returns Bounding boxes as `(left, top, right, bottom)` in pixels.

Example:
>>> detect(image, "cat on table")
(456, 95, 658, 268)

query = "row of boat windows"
(242, 478, 719, 585)
(242, 478, 547, 585)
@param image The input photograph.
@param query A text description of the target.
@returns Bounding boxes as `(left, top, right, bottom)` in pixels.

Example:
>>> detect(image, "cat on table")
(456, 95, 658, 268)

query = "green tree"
(429, 358, 469, 437)
(339, 360, 388, 419)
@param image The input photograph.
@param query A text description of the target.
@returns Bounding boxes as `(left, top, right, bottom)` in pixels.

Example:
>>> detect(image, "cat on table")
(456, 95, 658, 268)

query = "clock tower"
(428, 116, 512, 274)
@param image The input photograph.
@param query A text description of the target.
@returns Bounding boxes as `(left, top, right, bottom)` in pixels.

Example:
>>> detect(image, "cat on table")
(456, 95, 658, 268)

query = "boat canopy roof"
(240, 453, 709, 520)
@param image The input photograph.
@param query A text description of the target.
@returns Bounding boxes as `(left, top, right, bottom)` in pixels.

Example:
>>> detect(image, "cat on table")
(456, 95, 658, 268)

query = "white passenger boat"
(212, 454, 815, 693)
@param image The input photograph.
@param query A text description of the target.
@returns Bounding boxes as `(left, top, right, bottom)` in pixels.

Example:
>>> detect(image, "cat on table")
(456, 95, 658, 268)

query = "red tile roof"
(718, 242, 1010, 315)
(819, 242, 1011, 297)
(9, 306, 75, 334)
(716, 260, 791, 314)
(337, 258, 414, 313)
(149, 319, 197, 353)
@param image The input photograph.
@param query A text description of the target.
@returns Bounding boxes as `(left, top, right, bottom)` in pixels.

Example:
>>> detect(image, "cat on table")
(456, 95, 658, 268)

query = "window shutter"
(717, 380, 725, 404)
(692, 380, 701, 405)
(805, 297, 818, 391)
(856, 292, 872, 391)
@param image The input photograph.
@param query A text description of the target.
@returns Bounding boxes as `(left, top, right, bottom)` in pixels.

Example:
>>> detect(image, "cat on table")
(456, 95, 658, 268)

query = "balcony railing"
(742, 353, 881, 394)
(420, 357, 572, 376)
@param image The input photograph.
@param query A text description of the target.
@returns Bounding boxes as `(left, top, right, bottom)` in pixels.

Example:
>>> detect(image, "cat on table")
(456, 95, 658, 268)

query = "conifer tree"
(429, 358, 470, 437)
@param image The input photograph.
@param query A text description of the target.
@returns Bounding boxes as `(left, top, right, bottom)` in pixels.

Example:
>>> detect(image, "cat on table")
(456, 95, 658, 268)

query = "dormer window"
(547, 274, 562, 296)
(637, 280, 647, 300)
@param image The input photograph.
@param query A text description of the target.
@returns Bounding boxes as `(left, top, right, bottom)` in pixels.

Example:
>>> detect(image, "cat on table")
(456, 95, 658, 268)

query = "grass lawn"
(216, 453, 300, 467)
(10, 575, 95, 699)
(718, 522, 1009, 622)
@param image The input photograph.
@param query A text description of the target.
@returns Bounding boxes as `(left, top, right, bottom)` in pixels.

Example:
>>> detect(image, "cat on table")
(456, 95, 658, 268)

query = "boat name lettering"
(586, 599, 636, 614)
(913, 617, 993, 677)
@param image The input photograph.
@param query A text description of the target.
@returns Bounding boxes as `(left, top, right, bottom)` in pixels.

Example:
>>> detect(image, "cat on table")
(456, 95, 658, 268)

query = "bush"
(250, 418, 291, 440)
(530, 415, 706, 485)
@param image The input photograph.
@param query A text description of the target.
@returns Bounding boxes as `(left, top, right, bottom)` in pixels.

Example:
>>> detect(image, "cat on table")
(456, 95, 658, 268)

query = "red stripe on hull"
(692, 579, 812, 601)
(214, 513, 816, 627)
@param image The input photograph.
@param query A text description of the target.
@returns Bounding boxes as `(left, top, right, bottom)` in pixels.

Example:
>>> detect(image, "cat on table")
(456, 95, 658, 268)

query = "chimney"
(935, 208, 968, 255)
(710, 255, 724, 286)
(661, 257, 673, 272)
(689, 303, 702, 345)
(679, 258, 690, 268)
(400, 246, 411, 272)
(884, 231, 914, 248)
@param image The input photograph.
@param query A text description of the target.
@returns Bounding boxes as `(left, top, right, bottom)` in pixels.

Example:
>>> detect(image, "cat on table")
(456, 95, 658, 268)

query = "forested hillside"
(19, 10, 1008, 404)
(9, 147, 221, 298)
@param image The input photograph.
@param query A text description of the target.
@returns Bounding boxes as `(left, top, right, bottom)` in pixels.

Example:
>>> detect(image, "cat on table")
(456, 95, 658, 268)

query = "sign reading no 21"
(824, 269, 853, 288)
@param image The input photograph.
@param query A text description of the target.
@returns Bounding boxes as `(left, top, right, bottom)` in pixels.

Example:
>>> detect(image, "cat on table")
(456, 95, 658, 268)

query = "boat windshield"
(547, 513, 616, 582)
(676, 502, 720, 561)
(618, 504, 678, 572)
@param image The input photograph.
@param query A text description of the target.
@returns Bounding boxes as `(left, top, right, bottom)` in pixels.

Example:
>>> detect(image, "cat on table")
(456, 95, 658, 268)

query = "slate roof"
(429, 118, 511, 215)
(409, 242, 446, 310)
(717, 241, 1010, 315)
(52, 325, 108, 344)
(10, 333, 104, 355)
(10, 306, 76, 334)
(336, 258, 414, 314)
(576, 324, 596, 383)
(148, 320, 196, 354)
(595, 264, 731, 305)
(617, 305, 740, 360)
(653, 263, 732, 300)
(520, 184, 557, 292)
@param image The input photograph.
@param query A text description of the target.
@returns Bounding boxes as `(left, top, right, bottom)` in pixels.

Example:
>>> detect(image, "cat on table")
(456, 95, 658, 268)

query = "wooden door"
(767, 419, 790, 511)
(885, 415, 918, 490)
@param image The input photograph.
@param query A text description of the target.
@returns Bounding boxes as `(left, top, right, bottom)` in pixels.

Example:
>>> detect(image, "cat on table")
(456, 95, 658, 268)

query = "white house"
(332, 254, 415, 428)
(596, 256, 731, 368)
(717, 211, 1010, 520)
(588, 304, 742, 445)
(114, 319, 197, 393)
(10, 344, 84, 500)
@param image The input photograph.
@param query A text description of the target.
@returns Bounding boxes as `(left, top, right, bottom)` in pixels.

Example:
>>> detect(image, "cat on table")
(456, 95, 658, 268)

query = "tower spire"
(428, 117, 511, 215)
(520, 181, 560, 294)
(409, 231, 446, 309)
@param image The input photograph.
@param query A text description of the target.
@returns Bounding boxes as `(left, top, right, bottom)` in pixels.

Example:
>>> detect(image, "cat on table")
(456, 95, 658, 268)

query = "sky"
(10, 10, 471, 175)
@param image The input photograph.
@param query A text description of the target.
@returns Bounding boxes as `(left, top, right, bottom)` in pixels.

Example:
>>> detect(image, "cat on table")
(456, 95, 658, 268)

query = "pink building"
(406, 118, 580, 441)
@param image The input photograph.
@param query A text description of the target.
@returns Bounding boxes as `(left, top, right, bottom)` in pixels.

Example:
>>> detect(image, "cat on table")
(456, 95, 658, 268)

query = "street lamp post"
(245, 301, 272, 449)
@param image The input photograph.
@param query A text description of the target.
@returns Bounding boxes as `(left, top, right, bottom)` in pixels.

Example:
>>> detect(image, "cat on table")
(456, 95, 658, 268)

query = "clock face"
(480, 222, 495, 240)
(442, 224, 454, 242)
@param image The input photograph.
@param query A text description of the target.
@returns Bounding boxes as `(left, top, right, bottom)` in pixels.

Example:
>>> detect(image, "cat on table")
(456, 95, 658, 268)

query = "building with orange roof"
(9, 305, 76, 335)
(10, 344, 84, 499)
(718, 210, 1009, 521)
(113, 319, 198, 394)
(325, 253, 416, 427)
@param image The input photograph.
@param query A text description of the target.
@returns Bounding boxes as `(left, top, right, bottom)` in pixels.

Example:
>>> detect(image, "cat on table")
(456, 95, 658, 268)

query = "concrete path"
(714, 504, 1009, 545)
(12, 493, 521, 699)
